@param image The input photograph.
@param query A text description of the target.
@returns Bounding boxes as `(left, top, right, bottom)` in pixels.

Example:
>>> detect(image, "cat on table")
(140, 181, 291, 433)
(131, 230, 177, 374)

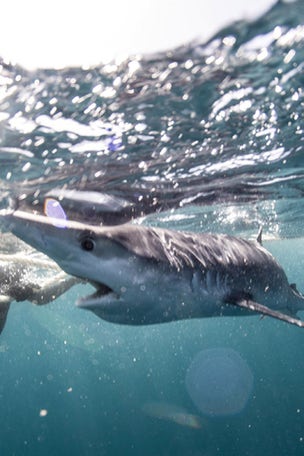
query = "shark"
(1, 207, 304, 328)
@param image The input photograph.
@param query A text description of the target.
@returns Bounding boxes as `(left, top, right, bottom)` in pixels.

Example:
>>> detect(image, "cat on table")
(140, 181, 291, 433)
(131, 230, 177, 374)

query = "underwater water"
(1, 0, 304, 454)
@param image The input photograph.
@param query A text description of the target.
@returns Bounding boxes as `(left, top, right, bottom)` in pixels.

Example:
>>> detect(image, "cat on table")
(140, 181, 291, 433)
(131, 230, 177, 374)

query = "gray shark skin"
(1, 208, 304, 328)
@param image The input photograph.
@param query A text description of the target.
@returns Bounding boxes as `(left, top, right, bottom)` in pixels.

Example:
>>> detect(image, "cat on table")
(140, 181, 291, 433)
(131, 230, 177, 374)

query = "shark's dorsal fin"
(0, 299, 11, 334)
(256, 227, 263, 245)
(229, 298, 304, 328)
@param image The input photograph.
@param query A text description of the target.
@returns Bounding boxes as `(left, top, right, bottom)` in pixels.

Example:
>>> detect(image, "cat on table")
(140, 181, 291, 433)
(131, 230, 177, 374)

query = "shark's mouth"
(89, 282, 114, 298)
(77, 281, 119, 308)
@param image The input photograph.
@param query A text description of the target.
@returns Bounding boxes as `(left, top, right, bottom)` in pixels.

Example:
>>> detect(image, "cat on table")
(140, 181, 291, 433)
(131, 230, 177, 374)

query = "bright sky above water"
(1, 0, 275, 69)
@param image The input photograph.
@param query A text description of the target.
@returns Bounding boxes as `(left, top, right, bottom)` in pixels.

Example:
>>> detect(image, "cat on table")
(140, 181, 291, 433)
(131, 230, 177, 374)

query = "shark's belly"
(127, 264, 292, 324)
(120, 268, 242, 324)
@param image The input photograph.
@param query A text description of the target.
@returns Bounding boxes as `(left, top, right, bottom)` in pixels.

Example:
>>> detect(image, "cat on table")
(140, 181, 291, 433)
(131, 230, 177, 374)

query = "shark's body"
(1, 208, 304, 327)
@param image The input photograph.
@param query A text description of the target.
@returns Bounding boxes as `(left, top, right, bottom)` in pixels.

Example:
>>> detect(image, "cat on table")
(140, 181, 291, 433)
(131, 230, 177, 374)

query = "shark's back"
(107, 225, 283, 275)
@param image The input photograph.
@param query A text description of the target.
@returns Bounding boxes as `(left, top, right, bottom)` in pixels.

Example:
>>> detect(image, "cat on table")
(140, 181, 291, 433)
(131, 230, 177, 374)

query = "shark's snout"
(0, 208, 69, 263)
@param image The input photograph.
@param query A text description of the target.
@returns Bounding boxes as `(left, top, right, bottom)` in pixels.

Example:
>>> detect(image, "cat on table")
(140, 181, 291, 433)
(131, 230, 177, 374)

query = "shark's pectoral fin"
(290, 283, 301, 294)
(0, 298, 11, 334)
(228, 297, 304, 328)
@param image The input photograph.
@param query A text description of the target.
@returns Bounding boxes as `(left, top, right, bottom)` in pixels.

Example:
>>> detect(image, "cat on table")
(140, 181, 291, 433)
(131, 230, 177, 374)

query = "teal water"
(0, 239, 303, 455)
(1, 0, 304, 454)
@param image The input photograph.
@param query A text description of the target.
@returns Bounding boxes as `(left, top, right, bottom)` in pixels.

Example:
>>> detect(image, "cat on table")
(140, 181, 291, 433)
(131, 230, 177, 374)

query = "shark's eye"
(81, 237, 95, 251)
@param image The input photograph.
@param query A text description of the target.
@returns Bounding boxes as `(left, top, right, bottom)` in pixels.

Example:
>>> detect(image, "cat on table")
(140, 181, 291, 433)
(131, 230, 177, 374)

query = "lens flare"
(185, 348, 254, 417)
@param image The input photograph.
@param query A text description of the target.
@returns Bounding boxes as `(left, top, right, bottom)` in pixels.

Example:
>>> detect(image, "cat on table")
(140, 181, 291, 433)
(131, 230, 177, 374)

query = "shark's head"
(0, 208, 159, 324)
